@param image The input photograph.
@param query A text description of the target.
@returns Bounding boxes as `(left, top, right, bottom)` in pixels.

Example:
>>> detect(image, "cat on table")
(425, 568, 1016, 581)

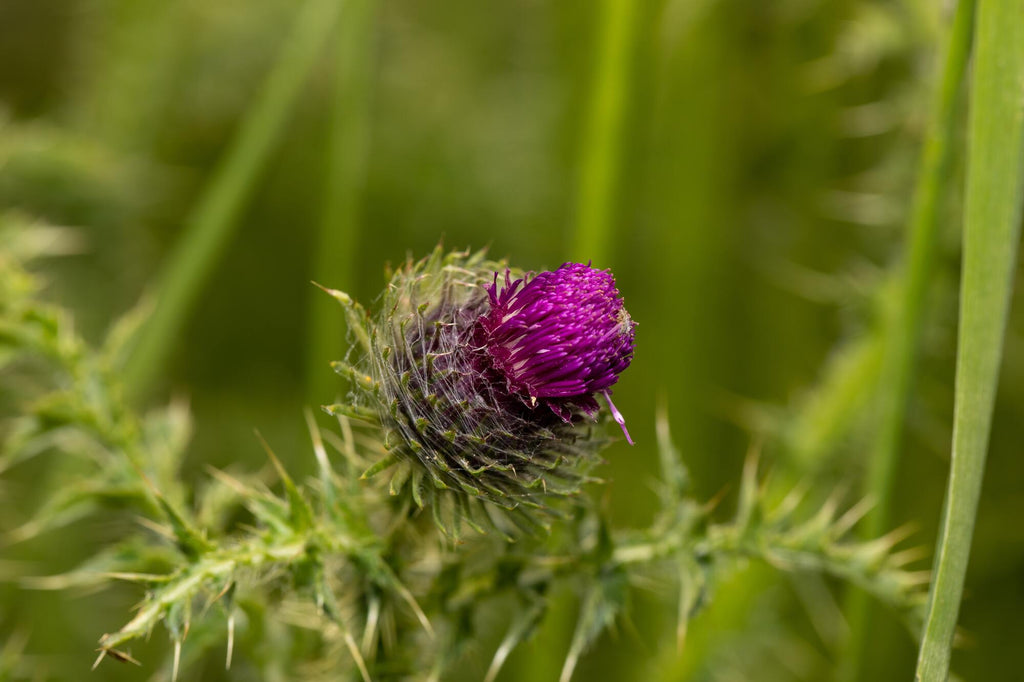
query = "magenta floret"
(475, 263, 636, 443)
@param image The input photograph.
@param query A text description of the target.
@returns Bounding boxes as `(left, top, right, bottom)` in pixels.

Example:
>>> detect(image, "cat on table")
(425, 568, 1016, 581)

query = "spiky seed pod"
(333, 248, 636, 525)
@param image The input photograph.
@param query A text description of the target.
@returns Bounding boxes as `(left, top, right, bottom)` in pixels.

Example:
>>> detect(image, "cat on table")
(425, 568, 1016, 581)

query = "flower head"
(475, 263, 636, 441)
(330, 248, 637, 527)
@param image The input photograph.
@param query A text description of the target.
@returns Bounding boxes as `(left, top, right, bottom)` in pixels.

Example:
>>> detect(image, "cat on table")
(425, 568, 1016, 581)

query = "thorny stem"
(611, 530, 924, 616)
(99, 532, 359, 652)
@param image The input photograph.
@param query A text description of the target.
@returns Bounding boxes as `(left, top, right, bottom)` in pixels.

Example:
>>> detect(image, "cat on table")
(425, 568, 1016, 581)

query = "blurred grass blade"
(305, 0, 377, 404)
(540, 3, 640, 674)
(840, 0, 976, 678)
(123, 0, 345, 399)
(915, 0, 1024, 679)
(864, 0, 975, 548)
(570, 0, 640, 265)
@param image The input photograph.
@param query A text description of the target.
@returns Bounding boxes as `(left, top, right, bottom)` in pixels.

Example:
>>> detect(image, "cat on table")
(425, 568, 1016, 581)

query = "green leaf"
(360, 450, 401, 479)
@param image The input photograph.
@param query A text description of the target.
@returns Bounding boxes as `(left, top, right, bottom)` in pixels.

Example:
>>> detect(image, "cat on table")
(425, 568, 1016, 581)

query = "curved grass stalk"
(840, 1, 976, 678)
(915, 0, 1024, 678)
(123, 0, 345, 399)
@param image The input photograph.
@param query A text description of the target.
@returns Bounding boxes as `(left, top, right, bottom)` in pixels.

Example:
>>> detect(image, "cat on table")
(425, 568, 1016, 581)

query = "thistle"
(2, 235, 933, 681)
(329, 248, 636, 521)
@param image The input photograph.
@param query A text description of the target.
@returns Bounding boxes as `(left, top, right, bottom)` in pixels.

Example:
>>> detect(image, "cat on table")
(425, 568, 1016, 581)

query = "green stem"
(840, 1, 975, 678)
(570, 0, 640, 266)
(915, 0, 1024, 678)
(305, 0, 377, 406)
(123, 0, 344, 400)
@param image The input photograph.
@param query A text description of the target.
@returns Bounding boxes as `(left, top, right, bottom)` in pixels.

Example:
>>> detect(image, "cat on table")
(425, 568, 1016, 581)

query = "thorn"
(226, 614, 234, 670)
(101, 571, 169, 584)
(337, 409, 358, 462)
(310, 281, 350, 302)
(392, 575, 434, 638)
(135, 515, 175, 540)
(889, 545, 929, 568)
(831, 496, 876, 538)
(254, 430, 287, 480)
(822, 482, 850, 520)
(901, 570, 933, 587)
(204, 466, 252, 496)
(742, 437, 763, 490)
(172, 639, 181, 682)
(877, 522, 918, 551)
(361, 595, 381, 658)
(770, 480, 810, 521)
(94, 646, 141, 666)
(676, 580, 690, 653)
(702, 484, 731, 514)
(305, 408, 332, 475)
(342, 629, 372, 682)
(211, 580, 234, 605)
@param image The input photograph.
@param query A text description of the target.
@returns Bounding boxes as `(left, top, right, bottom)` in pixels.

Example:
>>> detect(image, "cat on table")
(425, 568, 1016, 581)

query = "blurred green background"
(2, 0, 1023, 679)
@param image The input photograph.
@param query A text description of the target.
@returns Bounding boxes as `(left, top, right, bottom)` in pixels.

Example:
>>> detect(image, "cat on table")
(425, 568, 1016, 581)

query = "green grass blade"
(305, 0, 377, 405)
(915, 0, 1024, 678)
(839, 1, 975, 678)
(123, 0, 345, 399)
(530, 4, 641, 676)
(866, 0, 974, 538)
(570, 0, 640, 266)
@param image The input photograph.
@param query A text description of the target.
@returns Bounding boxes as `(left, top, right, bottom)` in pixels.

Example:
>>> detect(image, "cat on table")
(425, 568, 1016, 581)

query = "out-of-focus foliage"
(2, 0, 1023, 680)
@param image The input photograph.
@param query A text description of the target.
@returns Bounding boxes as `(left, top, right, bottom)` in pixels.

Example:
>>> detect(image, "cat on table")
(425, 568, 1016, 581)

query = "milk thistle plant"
(0, 240, 930, 681)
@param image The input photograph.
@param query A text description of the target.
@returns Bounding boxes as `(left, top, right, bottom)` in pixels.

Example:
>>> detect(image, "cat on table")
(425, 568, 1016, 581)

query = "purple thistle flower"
(334, 248, 637, 524)
(475, 263, 636, 444)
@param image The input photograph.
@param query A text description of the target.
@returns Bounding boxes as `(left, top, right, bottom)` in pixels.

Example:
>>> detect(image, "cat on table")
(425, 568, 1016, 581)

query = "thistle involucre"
(333, 248, 636, 518)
